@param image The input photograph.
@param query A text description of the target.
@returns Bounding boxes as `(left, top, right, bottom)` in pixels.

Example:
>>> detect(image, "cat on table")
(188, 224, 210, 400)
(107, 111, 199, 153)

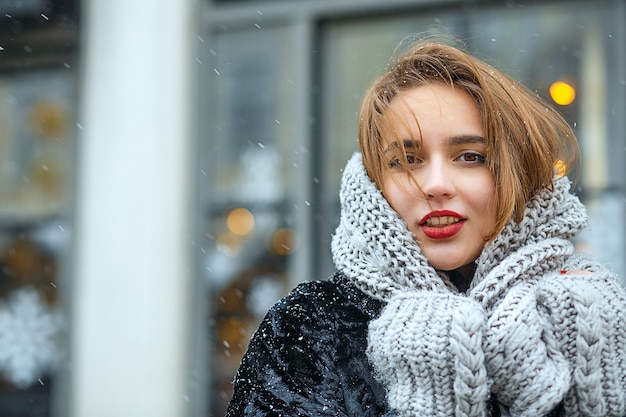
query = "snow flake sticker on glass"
(0, 286, 64, 387)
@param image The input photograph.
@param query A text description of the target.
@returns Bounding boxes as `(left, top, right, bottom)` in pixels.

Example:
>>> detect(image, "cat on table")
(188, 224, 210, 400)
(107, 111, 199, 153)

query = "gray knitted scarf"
(331, 153, 626, 417)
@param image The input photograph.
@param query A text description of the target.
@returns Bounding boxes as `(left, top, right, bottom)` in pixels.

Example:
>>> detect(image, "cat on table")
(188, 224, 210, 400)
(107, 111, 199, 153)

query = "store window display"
(0, 2, 79, 415)
(200, 25, 303, 415)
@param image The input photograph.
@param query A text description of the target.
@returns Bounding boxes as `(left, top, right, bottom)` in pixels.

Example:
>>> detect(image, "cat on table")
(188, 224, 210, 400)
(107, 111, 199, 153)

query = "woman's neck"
(445, 263, 476, 293)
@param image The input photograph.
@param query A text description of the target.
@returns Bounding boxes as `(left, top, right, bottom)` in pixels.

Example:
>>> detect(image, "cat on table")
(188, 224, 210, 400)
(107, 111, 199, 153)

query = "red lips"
(420, 210, 465, 239)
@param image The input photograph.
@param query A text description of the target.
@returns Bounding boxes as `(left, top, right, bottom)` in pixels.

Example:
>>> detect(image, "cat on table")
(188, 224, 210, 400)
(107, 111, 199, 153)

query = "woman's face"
(380, 83, 497, 273)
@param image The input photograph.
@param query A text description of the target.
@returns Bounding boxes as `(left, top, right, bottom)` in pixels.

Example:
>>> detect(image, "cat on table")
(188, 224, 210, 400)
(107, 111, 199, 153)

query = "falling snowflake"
(0, 287, 64, 388)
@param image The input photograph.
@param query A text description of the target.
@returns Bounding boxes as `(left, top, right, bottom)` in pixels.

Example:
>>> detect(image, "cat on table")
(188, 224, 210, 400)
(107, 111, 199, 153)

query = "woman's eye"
(388, 154, 419, 169)
(388, 157, 402, 168)
(458, 152, 486, 163)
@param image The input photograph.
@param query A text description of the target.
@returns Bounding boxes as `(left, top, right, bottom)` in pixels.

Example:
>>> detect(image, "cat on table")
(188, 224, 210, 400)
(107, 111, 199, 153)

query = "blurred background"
(0, 0, 625, 415)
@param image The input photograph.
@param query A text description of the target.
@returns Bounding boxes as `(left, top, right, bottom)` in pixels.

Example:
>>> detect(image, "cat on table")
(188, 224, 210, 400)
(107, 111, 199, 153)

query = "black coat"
(225, 272, 563, 417)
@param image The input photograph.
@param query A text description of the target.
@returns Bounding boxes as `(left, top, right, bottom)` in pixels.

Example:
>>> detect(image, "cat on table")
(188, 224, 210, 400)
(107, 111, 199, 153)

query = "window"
(197, 22, 309, 416)
(0, 2, 79, 416)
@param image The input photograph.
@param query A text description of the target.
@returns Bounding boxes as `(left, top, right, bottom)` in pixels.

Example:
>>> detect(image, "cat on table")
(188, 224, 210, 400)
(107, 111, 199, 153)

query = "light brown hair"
(359, 37, 580, 239)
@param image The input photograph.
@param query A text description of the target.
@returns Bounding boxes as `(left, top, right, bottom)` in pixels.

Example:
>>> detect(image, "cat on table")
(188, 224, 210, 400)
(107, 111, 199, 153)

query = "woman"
(225, 38, 626, 417)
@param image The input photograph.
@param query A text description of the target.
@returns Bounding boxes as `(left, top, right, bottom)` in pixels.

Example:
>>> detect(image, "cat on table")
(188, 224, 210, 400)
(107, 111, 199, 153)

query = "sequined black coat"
(225, 272, 563, 417)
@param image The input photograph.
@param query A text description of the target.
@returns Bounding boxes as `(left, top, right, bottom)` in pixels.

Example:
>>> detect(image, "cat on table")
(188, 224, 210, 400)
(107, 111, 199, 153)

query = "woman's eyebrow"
(447, 135, 485, 146)
(384, 135, 484, 153)
(384, 139, 419, 154)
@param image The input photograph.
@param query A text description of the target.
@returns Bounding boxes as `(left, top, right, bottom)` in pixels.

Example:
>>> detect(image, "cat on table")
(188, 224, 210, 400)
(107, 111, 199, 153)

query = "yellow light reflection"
(226, 208, 254, 236)
(554, 159, 567, 178)
(549, 80, 576, 106)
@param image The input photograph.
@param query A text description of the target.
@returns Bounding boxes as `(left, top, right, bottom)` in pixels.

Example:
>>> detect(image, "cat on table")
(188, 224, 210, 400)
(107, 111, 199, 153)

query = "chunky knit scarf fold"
(331, 153, 626, 417)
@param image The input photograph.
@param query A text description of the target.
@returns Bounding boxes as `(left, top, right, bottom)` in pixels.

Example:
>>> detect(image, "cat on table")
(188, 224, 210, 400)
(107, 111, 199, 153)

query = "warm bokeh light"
(216, 231, 243, 256)
(549, 80, 576, 106)
(554, 159, 567, 178)
(226, 208, 255, 236)
(269, 228, 298, 255)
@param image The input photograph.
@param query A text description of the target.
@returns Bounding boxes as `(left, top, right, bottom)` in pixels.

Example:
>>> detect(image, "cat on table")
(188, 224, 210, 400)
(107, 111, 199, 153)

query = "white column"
(69, 0, 195, 415)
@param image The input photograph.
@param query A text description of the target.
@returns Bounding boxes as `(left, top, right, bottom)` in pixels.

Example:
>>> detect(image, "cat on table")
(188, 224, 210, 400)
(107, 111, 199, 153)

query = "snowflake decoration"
(247, 275, 283, 318)
(0, 287, 64, 388)
(236, 146, 284, 204)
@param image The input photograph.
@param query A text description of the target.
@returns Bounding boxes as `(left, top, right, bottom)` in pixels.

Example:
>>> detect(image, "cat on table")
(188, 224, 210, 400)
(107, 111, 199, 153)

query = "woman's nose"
(419, 160, 456, 200)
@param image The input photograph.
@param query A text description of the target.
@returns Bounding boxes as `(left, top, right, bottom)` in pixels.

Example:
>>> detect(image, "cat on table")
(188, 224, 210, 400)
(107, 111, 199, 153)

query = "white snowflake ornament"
(0, 287, 64, 387)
